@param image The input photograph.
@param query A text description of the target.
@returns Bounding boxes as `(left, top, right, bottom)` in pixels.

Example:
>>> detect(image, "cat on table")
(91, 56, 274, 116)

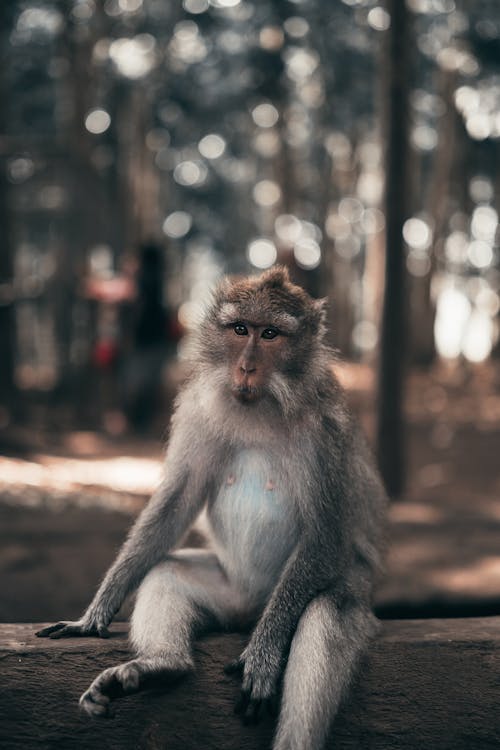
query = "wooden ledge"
(1, 619, 500, 749)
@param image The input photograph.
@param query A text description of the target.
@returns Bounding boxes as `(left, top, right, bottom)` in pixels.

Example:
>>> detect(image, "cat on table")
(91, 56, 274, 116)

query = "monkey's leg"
(80, 549, 236, 717)
(273, 594, 378, 750)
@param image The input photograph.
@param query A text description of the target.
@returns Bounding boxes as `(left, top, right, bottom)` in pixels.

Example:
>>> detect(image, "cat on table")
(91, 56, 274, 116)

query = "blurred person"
(121, 242, 176, 433)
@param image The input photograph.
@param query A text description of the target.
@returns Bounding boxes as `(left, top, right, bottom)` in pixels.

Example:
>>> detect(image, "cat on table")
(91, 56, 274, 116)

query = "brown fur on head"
(195, 266, 328, 411)
(213, 266, 326, 336)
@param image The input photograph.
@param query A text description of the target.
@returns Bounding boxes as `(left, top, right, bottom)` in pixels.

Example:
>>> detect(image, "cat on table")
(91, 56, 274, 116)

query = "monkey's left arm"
(227, 534, 348, 720)
(227, 418, 365, 720)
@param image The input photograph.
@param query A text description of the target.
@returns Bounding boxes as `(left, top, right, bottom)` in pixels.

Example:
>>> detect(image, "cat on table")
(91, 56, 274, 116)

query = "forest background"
(0, 0, 500, 623)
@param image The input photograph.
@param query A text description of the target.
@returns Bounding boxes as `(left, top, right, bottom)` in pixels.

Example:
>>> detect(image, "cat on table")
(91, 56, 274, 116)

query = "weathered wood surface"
(2, 619, 500, 749)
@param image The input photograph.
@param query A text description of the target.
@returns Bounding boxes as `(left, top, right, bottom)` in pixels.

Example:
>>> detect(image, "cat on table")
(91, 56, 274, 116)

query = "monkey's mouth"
(232, 385, 260, 404)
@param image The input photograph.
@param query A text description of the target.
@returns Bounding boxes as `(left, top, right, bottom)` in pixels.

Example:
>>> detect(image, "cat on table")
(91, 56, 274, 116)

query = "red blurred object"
(92, 340, 119, 369)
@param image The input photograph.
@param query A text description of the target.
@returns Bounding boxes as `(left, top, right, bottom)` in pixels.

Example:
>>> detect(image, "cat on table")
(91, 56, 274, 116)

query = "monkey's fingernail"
(268, 696, 279, 717)
(224, 659, 242, 675)
(243, 700, 261, 725)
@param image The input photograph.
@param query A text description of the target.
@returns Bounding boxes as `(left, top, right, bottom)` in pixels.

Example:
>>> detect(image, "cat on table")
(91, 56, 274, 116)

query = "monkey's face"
(224, 321, 290, 404)
(195, 267, 327, 414)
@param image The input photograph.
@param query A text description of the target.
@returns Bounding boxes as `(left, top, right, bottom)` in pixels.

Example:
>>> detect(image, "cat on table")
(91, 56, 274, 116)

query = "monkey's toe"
(79, 686, 112, 718)
(115, 661, 141, 691)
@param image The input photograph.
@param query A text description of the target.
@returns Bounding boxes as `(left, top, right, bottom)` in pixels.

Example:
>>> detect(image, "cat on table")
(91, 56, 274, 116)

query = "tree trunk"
(376, 0, 411, 497)
(0, 8, 16, 424)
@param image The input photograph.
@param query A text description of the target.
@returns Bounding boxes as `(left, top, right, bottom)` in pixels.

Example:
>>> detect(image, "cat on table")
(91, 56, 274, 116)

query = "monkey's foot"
(79, 660, 144, 717)
(79, 657, 192, 718)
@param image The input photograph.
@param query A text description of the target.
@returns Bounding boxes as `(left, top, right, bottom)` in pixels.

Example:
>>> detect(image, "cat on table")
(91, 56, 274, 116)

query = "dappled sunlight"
(378, 532, 500, 611)
(35, 454, 162, 494)
(429, 557, 500, 595)
(415, 463, 451, 489)
(386, 539, 444, 568)
(406, 361, 500, 430)
(475, 499, 500, 523)
(389, 501, 446, 525)
(0, 451, 162, 510)
(334, 362, 375, 393)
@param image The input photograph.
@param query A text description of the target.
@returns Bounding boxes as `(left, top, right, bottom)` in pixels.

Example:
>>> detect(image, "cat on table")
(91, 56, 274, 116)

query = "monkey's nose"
(240, 364, 256, 375)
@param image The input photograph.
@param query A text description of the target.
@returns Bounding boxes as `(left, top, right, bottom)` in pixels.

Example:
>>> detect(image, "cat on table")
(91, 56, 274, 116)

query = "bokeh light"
(403, 217, 433, 251)
(8, 157, 35, 183)
(252, 180, 281, 208)
(352, 320, 378, 352)
(198, 134, 226, 159)
(367, 7, 391, 31)
(162, 211, 193, 238)
(467, 241, 494, 270)
(183, 0, 209, 13)
(169, 21, 208, 65)
(109, 35, 156, 79)
(471, 206, 498, 243)
(293, 238, 321, 270)
(259, 26, 284, 51)
(275, 214, 302, 244)
(434, 286, 471, 360)
(284, 17, 309, 39)
(247, 239, 277, 269)
(251, 103, 279, 128)
(173, 160, 208, 187)
(84, 109, 111, 134)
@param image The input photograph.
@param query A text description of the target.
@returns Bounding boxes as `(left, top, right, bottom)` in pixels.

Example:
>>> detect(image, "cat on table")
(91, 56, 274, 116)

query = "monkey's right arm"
(37, 409, 207, 639)
(36, 473, 195, 638)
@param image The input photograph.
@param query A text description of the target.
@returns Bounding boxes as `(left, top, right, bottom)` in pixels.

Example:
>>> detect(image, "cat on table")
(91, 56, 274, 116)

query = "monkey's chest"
(208, 449, 298, 591)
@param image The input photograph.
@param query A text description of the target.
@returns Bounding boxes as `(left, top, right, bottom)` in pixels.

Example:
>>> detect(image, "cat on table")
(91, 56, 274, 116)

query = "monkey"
(37, 266, 386, 750)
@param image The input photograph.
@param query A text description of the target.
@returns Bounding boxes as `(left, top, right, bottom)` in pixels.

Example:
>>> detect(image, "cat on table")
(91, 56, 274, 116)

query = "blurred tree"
(376, 0, 411, 498)
(0, 45, 15, 427)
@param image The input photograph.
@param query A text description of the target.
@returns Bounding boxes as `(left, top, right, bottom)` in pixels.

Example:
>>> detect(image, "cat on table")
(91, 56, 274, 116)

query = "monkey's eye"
(261, 327, 279, 340)
(233, 323, 248, 336)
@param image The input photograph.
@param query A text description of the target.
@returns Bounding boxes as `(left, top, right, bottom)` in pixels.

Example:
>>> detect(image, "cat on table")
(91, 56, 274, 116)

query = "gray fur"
(36, 267, 387, 749)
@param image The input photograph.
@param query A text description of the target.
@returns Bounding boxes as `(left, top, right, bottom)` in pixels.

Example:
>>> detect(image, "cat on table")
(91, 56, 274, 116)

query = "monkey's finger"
(242, 698, 262, 725)
(97, 625, 110, 638)
(234, 689, 250, 715)
(48, 624, 85, 639)
(35, 623, 67, 637)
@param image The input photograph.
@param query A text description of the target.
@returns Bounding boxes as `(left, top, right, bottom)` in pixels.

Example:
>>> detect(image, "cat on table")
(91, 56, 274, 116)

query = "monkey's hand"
(224, 641, 283, 724)
(35, 617, 110, 639)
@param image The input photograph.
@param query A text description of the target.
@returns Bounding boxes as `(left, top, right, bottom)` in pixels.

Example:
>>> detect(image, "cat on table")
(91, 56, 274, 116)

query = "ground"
(1, 360, 500, 623)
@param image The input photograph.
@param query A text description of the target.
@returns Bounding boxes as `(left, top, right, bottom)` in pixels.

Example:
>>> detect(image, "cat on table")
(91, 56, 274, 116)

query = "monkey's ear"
(212, 275, 233, 304)
(310, 298, 328, 335)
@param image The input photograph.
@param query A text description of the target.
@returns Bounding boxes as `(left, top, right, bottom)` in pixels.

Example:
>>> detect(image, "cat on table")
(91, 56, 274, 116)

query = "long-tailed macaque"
(37, 267, 386, 750)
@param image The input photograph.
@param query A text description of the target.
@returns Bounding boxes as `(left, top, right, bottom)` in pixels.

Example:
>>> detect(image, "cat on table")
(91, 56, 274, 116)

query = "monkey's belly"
(208, 449, 298, 597)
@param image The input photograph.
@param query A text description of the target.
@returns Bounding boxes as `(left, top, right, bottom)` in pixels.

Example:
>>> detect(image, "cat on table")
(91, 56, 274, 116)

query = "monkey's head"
(196, 266, 327, 412)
